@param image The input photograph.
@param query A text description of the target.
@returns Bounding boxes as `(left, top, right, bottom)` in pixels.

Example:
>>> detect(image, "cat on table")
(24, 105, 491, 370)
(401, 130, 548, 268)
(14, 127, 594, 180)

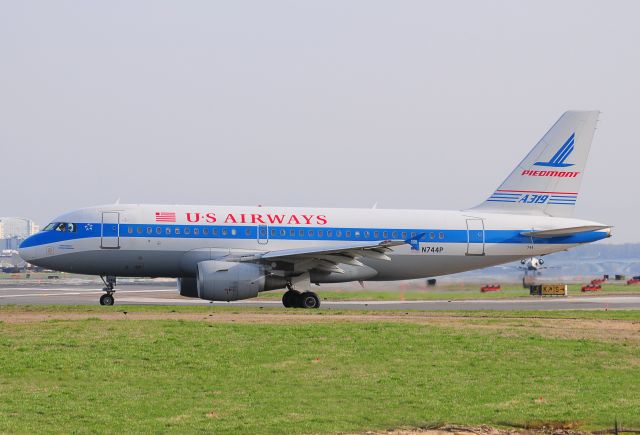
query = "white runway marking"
(0, 289, 176, 299)
(113, 296, 640, 305)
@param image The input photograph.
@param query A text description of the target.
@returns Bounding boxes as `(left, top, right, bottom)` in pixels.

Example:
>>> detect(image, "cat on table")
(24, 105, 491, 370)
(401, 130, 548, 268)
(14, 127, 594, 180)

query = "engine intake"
(196, 260, 287, 301)
(177, 277, 198, 298)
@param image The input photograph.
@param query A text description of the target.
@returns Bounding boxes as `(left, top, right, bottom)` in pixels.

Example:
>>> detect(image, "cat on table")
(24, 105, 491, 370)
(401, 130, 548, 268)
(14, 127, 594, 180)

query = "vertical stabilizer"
(472, 111, 599, 217)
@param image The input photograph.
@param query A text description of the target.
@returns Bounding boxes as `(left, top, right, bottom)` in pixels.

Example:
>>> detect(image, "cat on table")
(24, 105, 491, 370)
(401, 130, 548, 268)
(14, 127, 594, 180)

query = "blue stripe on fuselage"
(19, 222, 610, 249)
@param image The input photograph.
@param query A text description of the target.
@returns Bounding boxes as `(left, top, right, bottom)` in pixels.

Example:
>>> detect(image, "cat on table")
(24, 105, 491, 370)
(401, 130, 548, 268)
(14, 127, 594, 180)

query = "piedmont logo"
(521, 169, 580, 178)
(534, 133, 575, 167)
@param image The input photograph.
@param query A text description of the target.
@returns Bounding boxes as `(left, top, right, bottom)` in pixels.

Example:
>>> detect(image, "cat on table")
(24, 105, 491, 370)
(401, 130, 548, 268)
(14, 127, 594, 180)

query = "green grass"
(0, 308, 638, 433)
(2, 304, 640, 320)
(253, 283, 640, 301)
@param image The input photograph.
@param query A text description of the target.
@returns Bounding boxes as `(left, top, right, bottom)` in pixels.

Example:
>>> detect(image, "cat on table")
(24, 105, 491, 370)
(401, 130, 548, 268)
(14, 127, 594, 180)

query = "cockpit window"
(53, 222, 77, 233)
(43, 223, 56, 231)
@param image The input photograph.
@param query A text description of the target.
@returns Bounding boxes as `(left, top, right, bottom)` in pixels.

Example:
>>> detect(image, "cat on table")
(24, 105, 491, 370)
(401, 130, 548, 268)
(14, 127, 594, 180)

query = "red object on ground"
(481, 284, 501, 292)
(581, 284, 602, 292)
(627, 278, 640, 285)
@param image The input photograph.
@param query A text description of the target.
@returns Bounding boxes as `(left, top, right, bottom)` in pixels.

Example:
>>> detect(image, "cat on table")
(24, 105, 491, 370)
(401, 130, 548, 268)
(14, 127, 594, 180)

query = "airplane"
(19, 111, 612, 307)
(519, 256, 554, 275)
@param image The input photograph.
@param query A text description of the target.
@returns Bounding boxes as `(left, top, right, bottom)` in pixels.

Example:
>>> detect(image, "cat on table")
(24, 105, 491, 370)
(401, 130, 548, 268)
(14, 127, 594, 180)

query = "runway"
(1, 283, 640, 310)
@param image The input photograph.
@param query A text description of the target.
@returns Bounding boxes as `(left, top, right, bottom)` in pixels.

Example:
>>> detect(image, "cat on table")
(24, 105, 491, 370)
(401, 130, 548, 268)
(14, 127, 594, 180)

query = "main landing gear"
(99, 275, 116, 306)
(282, 284, 320, 309)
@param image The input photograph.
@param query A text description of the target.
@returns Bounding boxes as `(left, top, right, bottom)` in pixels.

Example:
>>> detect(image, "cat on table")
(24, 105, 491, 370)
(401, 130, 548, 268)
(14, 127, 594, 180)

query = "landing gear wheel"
(100, 293, 115, 306)
(282, 290, 301, 308)
(300, 291, 320, 309)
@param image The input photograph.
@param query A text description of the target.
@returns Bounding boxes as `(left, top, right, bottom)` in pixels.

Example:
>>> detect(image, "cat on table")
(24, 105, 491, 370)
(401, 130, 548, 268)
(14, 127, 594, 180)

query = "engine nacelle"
(177, 277, 199, 298)
(196, 260, 287, 301)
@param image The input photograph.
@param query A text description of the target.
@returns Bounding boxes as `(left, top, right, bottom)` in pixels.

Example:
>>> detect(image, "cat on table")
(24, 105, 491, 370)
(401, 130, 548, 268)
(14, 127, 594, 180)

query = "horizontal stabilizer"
(521, 225, 611, 238)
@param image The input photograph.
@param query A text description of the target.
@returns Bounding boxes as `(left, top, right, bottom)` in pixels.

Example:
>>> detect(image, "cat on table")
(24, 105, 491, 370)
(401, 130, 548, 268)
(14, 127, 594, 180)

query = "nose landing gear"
(99, 275, 116, 306)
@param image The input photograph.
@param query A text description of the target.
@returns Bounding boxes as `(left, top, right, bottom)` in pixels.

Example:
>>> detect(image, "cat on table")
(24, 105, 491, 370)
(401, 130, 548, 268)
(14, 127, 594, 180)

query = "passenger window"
(392, 231, 398, 238)
(245, 228, 251, 236)
(194, 228, 199, 235)
(374, 231, 379, 238)
(429, 232, 435, 240)
(354, 231, 360, 238)
(411, 232, 416, 238)
(345, 231, 351, 238)
(271, 229, 276, 237)
(137, 227, 143, 234)
(308, 230, 314, 237)
(280, 229, 286, 236)
(364, 231, 370, 238)
(327, 230, 333, 237)
(401, 232, 407, 239)
(213, 228, 218, 236)
(439, 232, 445, 240)
(184, 227, 190, 235)
(299, 229, 304, 237)
(383, 231, 388, 238)
(289, 229, 295, 237)
(175, 228, 180, 234)
(155, 227, 160, 234)
(318, 230, 323, 237)
(336, 230, 342, 237)
(127, 227, 133, 234)
(231, 229, 237, 236)
(203, 228, 209, 235)
(166, 228, 171, 235)
(222, 229, 228, 236)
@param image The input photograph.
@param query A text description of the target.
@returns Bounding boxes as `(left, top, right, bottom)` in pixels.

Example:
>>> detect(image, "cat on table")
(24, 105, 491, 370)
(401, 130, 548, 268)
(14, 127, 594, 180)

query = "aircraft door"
(257, 225, 269, 245)
(101, 212, 120, 249)
(465, 218, 485, 256)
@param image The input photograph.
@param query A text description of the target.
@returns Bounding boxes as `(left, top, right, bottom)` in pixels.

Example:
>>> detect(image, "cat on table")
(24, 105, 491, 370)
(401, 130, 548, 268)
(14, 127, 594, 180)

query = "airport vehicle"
(19, 111, 611, 307)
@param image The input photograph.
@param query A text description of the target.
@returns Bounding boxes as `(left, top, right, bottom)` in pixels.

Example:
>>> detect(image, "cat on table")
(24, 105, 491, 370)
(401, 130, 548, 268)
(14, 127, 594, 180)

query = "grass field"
(0, 306, 638, 433)
(256, 283, 640, 301)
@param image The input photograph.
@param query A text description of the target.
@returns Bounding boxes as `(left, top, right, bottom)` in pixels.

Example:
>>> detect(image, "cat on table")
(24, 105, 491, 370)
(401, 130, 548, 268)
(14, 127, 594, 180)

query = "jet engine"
(177, 277, 198, 298)
(196, 260, 287, 301)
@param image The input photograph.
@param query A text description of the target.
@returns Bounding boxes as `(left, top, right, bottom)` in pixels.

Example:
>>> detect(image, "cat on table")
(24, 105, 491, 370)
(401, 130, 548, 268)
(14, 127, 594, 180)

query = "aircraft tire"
(100, 294, 115, 306)
(300, 292, 320, 309)
(282, 290, 300, 308)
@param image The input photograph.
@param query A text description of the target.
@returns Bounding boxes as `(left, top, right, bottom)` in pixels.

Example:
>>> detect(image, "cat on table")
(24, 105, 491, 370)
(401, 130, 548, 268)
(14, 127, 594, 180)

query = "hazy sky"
(2, 1, 639, 241)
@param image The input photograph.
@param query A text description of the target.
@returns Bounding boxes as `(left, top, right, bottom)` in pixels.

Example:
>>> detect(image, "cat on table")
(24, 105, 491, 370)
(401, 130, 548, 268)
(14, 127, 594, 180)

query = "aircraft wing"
(238, 239, 408, 274)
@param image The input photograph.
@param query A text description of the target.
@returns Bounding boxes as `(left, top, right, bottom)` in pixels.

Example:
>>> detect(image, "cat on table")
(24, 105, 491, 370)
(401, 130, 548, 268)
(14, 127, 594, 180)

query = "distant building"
(0, 217, 40, 250)
(0, 217, 39, 239)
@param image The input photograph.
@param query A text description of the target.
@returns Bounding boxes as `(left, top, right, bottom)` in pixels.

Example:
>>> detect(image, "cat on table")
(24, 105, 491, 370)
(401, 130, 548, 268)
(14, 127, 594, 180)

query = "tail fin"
(472, 110, 599, 217)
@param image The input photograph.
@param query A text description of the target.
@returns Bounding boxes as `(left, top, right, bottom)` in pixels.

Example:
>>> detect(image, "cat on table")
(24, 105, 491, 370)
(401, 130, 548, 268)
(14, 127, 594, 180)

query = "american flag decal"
(155, 212, 176, 222)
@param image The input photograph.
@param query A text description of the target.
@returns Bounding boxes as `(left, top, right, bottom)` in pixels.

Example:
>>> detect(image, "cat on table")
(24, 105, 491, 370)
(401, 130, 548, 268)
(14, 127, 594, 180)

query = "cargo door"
(101, 212, 120, 249)
(466, 218, 485, 256)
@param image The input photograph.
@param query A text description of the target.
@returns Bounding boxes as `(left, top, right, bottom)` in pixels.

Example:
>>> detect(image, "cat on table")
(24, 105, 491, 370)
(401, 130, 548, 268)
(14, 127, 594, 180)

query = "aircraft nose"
(18, 237, 38, 262)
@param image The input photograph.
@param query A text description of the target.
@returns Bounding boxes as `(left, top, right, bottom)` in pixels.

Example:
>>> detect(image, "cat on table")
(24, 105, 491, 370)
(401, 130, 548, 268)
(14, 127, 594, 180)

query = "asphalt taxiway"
(1, 282, 640, 310)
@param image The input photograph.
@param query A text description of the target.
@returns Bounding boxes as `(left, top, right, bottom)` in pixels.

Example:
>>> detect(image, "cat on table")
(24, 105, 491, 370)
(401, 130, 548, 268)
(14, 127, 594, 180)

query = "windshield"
(43, 222, 77, 233)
